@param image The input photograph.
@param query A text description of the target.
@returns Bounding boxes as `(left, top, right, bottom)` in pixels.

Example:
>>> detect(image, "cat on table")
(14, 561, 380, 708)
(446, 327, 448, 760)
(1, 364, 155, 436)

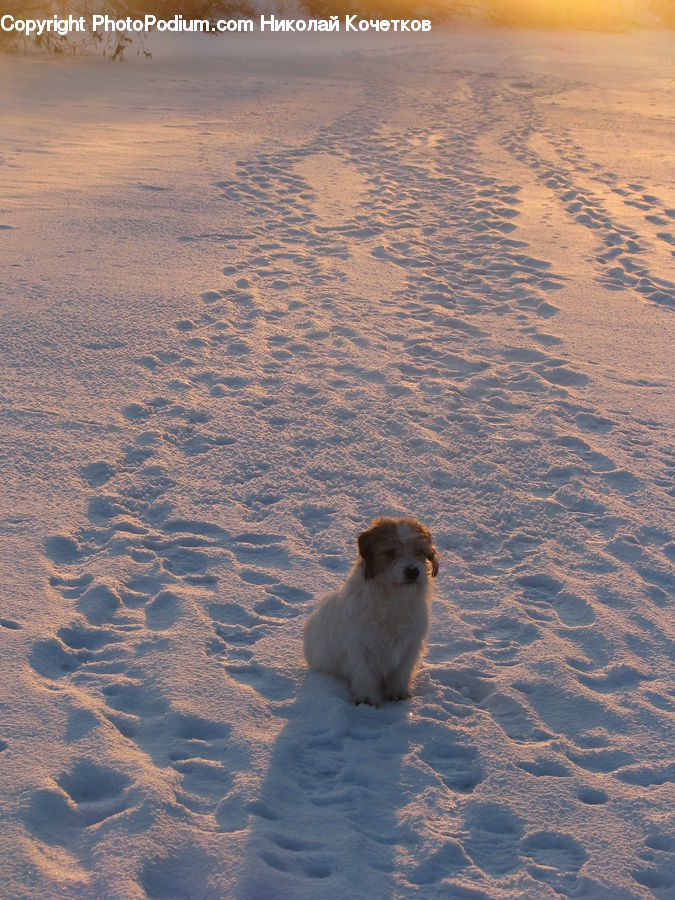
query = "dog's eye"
(385, 548, 397, 560)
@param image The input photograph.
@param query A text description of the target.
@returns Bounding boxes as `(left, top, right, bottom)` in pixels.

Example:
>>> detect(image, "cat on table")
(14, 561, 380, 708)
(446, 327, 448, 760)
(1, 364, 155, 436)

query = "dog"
(303, 516, 439, 706)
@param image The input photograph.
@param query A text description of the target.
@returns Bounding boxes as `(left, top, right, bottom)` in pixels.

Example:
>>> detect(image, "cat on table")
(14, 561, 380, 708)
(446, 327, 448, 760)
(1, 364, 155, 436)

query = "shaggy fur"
(303, 517, 439, 706)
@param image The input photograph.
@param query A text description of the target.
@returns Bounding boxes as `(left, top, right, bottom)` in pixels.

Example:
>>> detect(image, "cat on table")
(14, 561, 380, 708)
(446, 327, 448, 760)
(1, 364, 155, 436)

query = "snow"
(1, 23, 674, 899)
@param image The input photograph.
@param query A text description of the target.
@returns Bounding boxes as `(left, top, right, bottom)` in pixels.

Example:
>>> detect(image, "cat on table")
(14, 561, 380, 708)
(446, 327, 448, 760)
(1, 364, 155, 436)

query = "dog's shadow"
(234, 673, 412, 899)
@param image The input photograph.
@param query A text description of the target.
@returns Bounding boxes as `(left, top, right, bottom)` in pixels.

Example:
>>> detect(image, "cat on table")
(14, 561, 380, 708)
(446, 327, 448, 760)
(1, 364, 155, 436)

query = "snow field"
(0, 27, 673, 899)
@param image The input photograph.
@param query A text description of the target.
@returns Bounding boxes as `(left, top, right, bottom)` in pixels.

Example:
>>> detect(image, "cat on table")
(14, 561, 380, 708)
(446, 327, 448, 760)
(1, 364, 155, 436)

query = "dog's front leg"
(383, 644, 421, 701)
(347, 652, 382, 707)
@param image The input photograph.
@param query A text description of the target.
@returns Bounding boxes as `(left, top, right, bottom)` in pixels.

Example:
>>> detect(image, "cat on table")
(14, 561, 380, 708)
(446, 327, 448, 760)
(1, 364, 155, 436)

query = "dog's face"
(357, 517, 439, 585)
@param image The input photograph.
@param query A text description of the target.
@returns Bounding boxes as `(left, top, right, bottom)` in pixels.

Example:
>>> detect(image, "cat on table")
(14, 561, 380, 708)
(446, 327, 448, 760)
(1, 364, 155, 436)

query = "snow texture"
(0, 25, 673, 900)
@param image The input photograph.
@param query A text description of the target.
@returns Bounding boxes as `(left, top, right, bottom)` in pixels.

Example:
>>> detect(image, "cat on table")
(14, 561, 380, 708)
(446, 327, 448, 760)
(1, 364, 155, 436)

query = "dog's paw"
(386, 691, 411, 702)
(354, 694, 382, 708)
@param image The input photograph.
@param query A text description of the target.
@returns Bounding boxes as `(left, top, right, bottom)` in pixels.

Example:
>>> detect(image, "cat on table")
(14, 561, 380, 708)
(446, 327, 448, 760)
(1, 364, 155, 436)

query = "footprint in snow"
(23, 759, 131, 846)
(462, 802, 524, 876)
(520, 830, 588, 894)
(419, 736, 484, 794)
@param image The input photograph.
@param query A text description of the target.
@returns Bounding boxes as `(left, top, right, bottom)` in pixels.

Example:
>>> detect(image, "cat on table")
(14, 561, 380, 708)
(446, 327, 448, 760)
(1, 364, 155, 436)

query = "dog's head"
(357, 517, 439, 585)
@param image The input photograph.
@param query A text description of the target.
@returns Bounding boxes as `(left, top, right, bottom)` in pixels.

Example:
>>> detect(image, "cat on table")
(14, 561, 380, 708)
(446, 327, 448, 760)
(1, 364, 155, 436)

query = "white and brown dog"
(303, 516, 439, 706)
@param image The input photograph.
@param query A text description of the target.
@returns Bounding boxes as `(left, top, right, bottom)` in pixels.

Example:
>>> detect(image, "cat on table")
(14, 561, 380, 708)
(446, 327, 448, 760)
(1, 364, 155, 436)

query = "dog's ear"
(358, 518, 398, 579)
(412, 519, 439, 578)
(357, 524, 378, 580)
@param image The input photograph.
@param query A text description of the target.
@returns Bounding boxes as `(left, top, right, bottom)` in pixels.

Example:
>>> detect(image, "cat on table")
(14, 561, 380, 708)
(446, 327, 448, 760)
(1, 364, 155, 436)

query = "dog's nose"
(404, 566, 419, 582)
